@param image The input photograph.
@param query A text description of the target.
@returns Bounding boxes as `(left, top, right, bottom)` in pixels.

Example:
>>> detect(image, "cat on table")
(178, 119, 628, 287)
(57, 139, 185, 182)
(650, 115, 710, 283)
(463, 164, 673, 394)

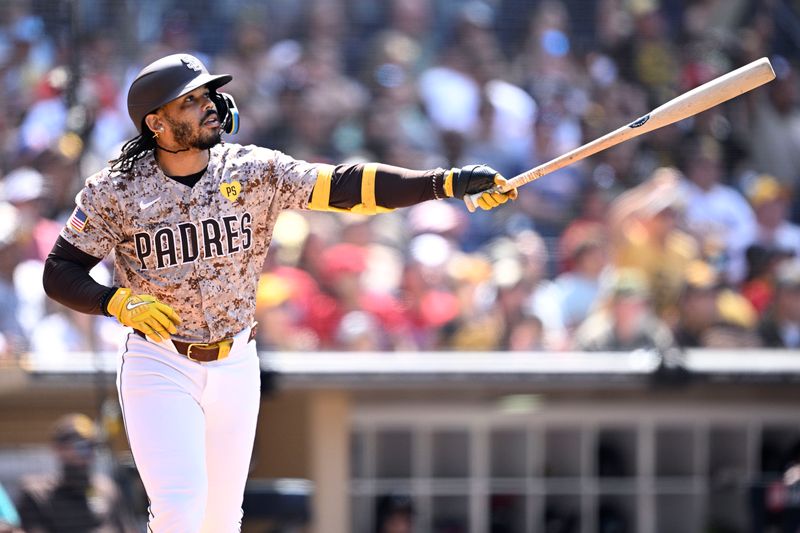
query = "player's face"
(161, 86, 222, 150)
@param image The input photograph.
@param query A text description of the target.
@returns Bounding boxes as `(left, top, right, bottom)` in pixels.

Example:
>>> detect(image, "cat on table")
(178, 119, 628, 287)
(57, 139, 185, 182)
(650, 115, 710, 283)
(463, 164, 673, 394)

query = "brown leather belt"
(134, 323, 258, 363)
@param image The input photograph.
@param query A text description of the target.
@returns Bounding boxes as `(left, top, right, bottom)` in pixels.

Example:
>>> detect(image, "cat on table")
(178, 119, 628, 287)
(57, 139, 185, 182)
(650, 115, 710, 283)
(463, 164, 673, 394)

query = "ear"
(143, 114, 164, 135)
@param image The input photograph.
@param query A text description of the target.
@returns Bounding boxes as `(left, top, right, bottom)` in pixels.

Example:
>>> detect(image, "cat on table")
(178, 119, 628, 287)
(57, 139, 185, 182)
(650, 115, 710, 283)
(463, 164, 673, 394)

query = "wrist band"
(432, 171, 441, 200)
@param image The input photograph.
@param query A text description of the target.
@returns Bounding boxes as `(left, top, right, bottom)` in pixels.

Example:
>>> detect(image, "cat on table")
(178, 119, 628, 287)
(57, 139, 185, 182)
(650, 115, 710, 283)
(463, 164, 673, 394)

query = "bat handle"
(463, 178, 516, 212)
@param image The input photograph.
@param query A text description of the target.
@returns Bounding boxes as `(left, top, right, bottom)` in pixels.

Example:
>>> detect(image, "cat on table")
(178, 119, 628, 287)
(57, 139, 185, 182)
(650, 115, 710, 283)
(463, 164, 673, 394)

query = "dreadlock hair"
(109, 126, 157, 174)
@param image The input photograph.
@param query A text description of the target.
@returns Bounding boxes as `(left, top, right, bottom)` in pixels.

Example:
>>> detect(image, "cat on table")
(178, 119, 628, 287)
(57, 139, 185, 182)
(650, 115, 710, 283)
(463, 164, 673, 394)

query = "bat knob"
(463, 193, 480, 212)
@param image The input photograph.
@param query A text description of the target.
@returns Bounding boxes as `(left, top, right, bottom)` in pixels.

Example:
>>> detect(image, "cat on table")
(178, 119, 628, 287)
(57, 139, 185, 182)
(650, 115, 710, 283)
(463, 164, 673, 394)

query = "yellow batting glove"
(106, 288, 182, 342)
(475, 174, 518, 210)
(444, 165, 518, 211)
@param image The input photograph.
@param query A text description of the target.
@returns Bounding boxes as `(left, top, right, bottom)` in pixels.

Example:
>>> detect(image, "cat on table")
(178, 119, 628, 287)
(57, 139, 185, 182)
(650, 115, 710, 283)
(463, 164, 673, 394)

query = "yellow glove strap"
(106, 288, 132, 319)
(444, 169, 455, 198)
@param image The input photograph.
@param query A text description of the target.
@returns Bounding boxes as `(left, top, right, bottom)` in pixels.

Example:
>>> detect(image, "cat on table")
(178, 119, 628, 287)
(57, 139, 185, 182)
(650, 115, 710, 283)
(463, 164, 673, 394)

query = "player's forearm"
(43, 236, 116, 316)
(313, 163, 447, 212)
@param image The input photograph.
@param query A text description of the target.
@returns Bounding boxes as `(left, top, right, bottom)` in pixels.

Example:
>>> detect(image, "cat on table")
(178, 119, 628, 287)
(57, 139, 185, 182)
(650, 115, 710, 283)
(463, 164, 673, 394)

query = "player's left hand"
(106, 288, 182, 342)
(445, 165, 518, 211)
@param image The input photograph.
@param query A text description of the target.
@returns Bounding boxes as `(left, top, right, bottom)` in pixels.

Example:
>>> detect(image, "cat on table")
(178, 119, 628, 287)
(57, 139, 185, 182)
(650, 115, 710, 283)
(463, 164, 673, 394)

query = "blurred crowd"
(2, 0, 800, 359)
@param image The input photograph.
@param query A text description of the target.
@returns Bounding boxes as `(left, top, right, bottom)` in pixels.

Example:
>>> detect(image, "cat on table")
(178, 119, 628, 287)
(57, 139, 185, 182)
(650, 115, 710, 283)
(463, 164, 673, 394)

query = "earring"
(153, 130, 160, 139)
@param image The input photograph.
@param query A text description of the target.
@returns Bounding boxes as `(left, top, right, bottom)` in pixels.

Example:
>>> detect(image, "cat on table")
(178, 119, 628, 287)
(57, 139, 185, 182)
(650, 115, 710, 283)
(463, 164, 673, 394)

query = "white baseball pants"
(116, 326, 261, 533)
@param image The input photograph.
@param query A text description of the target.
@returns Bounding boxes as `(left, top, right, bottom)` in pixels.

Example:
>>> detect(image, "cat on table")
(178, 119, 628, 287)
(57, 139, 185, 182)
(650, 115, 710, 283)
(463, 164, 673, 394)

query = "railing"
(12, 349, 800, 387)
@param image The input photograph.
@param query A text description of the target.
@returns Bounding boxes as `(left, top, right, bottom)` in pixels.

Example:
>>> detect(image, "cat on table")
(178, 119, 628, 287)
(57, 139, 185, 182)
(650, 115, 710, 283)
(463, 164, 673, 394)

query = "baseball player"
(42, 53, 517, 532)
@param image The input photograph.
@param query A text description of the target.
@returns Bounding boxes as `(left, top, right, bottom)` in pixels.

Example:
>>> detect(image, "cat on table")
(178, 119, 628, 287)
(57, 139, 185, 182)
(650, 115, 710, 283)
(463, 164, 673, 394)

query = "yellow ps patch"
(220, 181, 241, 201)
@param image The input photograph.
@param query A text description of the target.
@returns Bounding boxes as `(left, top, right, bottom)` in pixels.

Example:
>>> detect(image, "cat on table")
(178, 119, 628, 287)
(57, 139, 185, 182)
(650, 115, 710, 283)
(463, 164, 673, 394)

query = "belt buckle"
(186, 342, 213, 362)
(186, 340, 232, 362)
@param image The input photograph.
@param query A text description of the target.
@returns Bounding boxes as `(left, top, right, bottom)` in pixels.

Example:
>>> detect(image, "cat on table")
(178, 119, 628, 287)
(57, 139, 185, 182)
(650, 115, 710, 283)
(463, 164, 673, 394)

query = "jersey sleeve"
(269, 150, 324, 211)
(60, 177, 125, 260)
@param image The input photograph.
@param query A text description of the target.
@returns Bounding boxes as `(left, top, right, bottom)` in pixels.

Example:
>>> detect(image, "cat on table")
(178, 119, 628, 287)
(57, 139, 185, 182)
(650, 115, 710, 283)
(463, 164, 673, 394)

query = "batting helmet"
(127, 53, 238, 134)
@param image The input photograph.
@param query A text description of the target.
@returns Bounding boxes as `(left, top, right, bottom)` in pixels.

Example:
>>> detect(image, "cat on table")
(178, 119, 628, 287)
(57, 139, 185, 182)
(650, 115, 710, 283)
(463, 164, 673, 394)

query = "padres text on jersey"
(132, 213, 253, 269)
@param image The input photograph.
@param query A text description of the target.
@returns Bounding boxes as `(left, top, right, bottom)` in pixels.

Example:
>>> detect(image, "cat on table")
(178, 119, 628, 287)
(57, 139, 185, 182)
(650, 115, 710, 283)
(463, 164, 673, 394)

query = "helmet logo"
(181, 56, 203, 72)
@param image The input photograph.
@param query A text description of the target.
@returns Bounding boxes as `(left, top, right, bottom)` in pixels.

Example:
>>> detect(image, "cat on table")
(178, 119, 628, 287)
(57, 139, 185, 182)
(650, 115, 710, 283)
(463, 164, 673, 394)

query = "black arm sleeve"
(42, 236, 117, 316)
(328, 163, 447, 210)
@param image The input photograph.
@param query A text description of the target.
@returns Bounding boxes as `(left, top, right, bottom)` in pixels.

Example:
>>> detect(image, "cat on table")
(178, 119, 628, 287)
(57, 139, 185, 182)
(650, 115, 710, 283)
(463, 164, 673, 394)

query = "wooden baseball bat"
(465, 57, 776, 211)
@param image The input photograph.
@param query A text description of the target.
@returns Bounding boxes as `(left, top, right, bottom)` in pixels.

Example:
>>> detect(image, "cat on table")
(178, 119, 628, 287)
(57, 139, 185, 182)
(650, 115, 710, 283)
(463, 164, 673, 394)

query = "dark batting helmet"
(127, 53, 239, 135)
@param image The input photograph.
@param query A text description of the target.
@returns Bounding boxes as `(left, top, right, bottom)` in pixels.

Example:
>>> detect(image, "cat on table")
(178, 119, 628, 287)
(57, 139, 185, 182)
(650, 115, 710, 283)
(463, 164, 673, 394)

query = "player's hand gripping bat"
(464, 57, 776, 212)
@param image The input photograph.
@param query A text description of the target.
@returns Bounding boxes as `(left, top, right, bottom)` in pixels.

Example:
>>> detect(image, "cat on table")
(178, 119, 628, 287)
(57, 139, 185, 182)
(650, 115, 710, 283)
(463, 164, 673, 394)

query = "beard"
(165, 113, 222, 150)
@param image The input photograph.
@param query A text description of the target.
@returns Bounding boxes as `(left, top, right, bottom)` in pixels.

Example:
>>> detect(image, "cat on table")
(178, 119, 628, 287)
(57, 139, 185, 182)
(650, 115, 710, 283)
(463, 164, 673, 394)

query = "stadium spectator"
(741, 244, 793, 317)
(29, 299, 121, 355)
(305, 243, 410, 350)
(513, 230, 567, 349)
(15, 413, 138, 532)
(0, 166, 60, 262)
(679, 137, 757, 284)
(746, 174, 800, 259)
(519, 109, 586, 236)
(555, 234, 607, 332)
(396, 258, 460, 351)
(0, 202, 28, 358)
(750, 56, 800, 197)
(0, 4, 54, 119)
(507, 314, 545, 351)
(253, 272, 302, 351)
(702, 289, 761, 349)
(558, 183, 610, 273)
(609, 167, 698, 321)
(573, 268, 677, 354)
(610, 1, 680, 105)
(758, 260, 800, 349)
(375, 493, 414, 533)
(673, 261, 722, 348)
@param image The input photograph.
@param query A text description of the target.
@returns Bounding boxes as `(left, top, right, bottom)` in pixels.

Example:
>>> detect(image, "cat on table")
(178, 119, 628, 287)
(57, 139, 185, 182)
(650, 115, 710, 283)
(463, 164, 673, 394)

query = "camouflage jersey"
(61, 143, 318, 342)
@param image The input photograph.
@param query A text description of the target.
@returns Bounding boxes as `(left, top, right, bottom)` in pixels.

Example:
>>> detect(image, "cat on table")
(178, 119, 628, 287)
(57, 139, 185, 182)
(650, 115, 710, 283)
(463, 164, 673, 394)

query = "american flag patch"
(68, 207, 88, 232)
